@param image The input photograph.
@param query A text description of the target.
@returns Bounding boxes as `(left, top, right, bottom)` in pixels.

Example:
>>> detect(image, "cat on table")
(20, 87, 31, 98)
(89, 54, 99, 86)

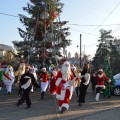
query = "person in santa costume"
(95, 69, 111, 101)
(39, 67, 49, 100)
(55, 61, 79, 113)
(49, 66, 58, 95)
(3, 65, 15, 94)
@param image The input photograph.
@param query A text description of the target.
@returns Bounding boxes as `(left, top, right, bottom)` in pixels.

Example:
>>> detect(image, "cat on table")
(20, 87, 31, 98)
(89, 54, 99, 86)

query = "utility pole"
(80, 34, 82, 68)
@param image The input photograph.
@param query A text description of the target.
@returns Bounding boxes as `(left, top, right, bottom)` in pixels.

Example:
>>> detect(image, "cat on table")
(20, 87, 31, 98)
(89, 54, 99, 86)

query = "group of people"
(0, 60, 112, 113)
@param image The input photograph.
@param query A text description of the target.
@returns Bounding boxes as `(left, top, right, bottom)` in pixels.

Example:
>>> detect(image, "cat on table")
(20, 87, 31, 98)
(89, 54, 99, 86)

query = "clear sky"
(1, 0, 120, 58)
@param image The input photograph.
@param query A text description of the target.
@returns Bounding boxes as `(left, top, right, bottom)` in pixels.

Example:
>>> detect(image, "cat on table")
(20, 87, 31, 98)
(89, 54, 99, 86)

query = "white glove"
(108, 79, 111, 83)
(63, 82, 69, 89)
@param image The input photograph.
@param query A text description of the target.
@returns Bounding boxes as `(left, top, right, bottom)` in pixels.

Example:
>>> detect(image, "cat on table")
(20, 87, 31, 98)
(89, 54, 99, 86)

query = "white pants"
(3, 79, 14, 93)
(41, 81, 49, 92)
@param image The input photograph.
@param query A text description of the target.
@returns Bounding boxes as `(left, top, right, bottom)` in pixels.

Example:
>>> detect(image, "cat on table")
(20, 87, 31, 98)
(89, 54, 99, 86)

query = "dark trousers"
(78, 83, 88, 103)
(76, 87, 79, 97)
(96, 87, 103, 93)
(92, 84, 96, 92)
(17, 86, 31, 106)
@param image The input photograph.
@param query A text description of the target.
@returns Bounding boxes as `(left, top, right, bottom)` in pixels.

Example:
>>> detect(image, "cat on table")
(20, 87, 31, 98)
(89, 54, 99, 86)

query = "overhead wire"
(89, 1, 120, 33)
(0, 12, 19, 18)
(67, 23, 120, 27)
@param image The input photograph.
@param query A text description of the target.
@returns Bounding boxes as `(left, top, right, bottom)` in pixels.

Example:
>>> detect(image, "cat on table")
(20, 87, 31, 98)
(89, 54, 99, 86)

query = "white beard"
(98, 74, 103, 78)
(61, 65, 71, 80)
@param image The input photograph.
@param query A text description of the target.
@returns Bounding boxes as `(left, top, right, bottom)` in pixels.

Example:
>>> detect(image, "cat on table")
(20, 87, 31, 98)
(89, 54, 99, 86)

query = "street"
(0, 87, 120, 120)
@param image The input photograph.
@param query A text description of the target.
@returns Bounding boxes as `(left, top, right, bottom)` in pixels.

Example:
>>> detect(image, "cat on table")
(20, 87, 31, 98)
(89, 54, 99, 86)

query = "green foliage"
(92, 29, 120, 73)
(12, 0, 71, 67)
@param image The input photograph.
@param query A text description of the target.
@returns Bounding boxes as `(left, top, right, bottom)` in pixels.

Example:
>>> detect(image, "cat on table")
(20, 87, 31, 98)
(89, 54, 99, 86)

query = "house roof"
(0, 44, 14, 51)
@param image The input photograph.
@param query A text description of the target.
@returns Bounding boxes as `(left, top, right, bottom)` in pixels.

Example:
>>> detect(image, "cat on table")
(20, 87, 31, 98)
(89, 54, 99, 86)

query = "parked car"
(112, 73, 120, 96)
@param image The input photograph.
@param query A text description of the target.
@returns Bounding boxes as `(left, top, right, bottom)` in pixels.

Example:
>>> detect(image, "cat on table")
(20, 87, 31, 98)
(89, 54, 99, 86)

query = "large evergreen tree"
(13, 0, 71, 67)
(92, 29, 120, 74)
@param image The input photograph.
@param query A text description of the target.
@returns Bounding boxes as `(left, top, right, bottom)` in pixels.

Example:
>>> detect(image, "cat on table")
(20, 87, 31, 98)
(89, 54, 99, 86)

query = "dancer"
(0, 66, 10, 91)
(39, 68, 49, 100)
(90, 69, 98, 93)
(15, 62, 26, 96)
(49, 66, 58, 95)
(30, 65, 38, 93)
(16, 66, 40, 109)
(78, 63, 90, 106)
(55, 61, 79, 113)
(95, 69, 111, 101)
(3, 65, 15, 94)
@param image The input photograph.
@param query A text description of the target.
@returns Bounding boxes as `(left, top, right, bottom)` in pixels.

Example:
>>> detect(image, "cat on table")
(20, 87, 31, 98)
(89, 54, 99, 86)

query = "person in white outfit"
(3, 65, 15, 94)
(30, 65, 38, 93)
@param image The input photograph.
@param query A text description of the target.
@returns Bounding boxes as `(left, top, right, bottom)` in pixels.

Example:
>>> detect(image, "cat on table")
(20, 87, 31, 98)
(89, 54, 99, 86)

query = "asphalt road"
(0, 87, 120, 120)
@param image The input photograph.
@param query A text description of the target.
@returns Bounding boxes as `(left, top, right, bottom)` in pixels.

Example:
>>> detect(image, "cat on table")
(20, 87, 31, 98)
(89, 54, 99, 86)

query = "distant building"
(0, 44, 15, 58)
(115, 40, 120, 54)
(68, 52, 71, 59)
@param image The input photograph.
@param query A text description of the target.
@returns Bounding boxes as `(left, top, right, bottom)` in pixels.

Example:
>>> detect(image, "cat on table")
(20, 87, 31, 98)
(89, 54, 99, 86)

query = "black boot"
(60, 107, 67, 113)
(78, 102, 82, 106)
(41, 92, 45, 100)
(16, 102, 20, 107)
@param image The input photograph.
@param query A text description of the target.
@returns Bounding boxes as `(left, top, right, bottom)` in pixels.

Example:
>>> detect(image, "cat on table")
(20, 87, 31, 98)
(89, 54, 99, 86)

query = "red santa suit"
(39, 68, 49, 100)
(95, 69, 111, 101)
(49, 69, 58, 95)
(55, 61, 78, 113)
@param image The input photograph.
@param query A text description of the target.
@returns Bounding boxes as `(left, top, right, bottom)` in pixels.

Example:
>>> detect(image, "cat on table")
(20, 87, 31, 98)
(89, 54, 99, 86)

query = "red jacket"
(95, 75, 109, 87)
(39, 72, 49, 82)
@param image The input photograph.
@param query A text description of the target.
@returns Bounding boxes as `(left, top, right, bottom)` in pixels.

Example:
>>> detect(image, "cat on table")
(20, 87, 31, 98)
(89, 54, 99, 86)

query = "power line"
(0, 12, 19, 18)
(89, 1, 120, 33)
(70, 27, 99, 36)
(67, 23, 120, 27)
(1, 12, 120, 27)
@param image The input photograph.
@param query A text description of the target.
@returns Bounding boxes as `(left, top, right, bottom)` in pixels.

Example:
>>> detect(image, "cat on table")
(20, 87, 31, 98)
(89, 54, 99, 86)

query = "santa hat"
(71, 66, 76, 71)
(42, 67, 46, 71)
(63, 61, 70, 66)
(98, 69, 103, 72)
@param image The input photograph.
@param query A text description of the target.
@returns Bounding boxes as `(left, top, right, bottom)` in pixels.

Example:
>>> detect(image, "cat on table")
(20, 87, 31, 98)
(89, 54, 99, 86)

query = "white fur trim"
(56, 90, 65, 100)
(55, 78, 62, 86)
(62, 103, 69, 110)
(52, 71, 57, 76)
(96, 85, 105, 89)
(59, 107, 61, 111)
(21, 79, 31, 89)
(98, 74, 103, 78)
(108, 79, 111, 83)
(68, 86, 74, 99)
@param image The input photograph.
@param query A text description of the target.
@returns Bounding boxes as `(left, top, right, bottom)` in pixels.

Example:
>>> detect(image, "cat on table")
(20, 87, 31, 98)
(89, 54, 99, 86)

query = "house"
(0, 44, 15, 58)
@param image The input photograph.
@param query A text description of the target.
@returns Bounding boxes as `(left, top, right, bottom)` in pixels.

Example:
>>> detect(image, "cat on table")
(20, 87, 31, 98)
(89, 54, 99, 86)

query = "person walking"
(55, 61, 79, 113)
(94, 69, 111, 101)
(16, 66, 40, 109)
(3, 65, 15, 94)
(90, 69, 98, 93)
(78, 63, 90, 106)
(49, 66, 58, 95)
